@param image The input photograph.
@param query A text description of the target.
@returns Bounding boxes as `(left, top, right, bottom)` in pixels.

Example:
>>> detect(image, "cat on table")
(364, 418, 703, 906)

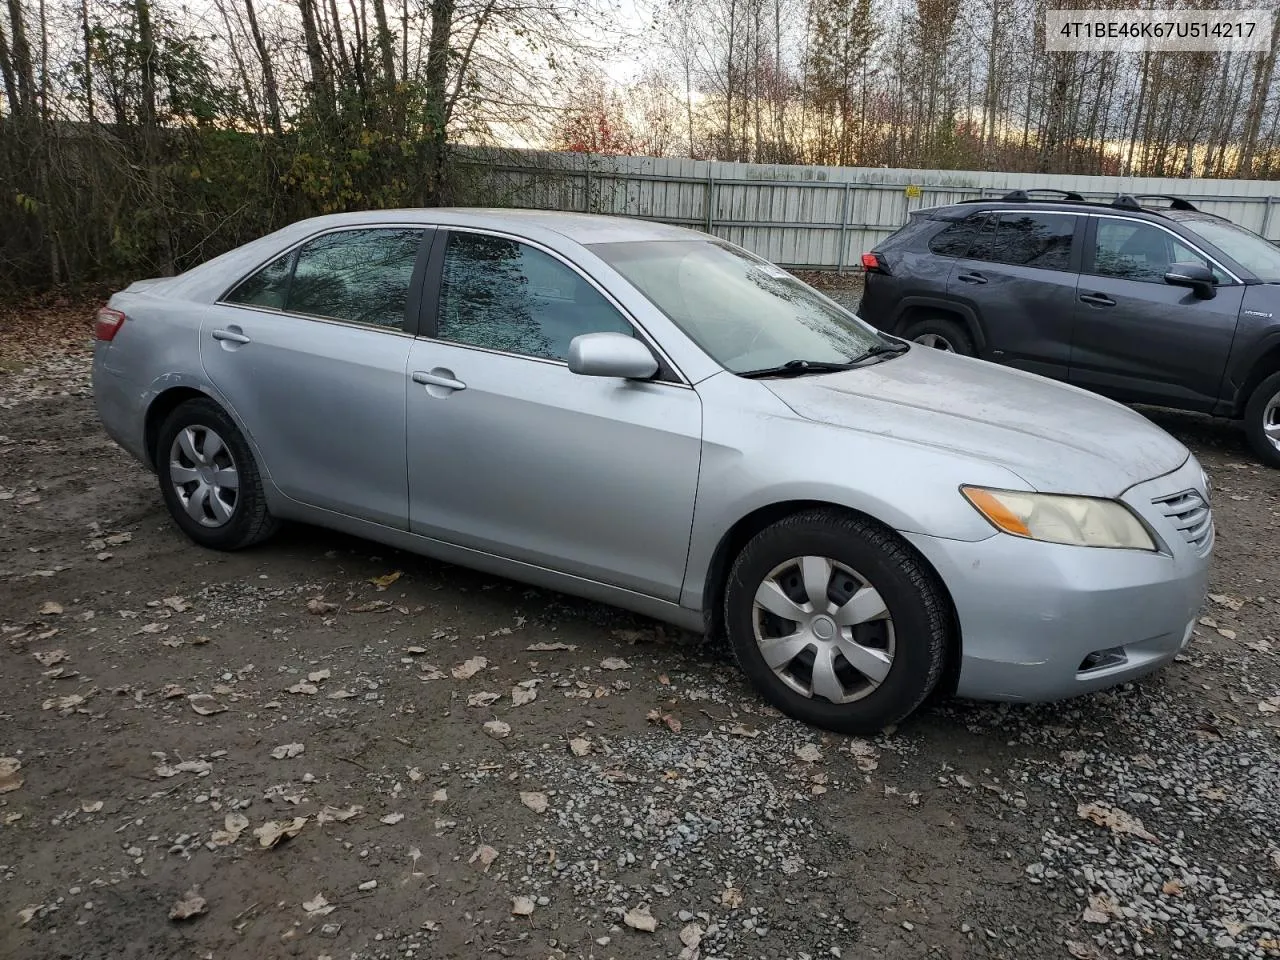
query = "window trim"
(959, 210, 1082, 273)
(216, 224, 435, 335)
(421, 226, 690, 386)
(1081, 214, 1241, 285)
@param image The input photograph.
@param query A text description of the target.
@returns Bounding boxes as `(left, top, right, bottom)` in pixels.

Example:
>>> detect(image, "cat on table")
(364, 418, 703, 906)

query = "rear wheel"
(156, 398, 278, 549)
(1244, 371, 1280, 469)
(902, 317, 975, 357)
(723, 509, 951, 734)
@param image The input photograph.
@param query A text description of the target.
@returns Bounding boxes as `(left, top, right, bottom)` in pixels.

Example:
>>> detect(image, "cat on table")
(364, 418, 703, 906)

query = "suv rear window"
(928, 213, 987, 257)
(966, 212, 1076, 270)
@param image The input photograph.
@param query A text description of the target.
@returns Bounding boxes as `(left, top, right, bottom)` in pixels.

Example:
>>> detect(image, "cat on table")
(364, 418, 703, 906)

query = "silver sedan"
(92, 210, 1213, 732)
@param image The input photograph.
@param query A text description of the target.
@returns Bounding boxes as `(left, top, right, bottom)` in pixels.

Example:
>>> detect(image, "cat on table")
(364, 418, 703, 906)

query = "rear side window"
(966, 213, 1076, 270)
(225, 252, 293, 309)
(287, 229, 425, 329)
(929, 214, 988, 257)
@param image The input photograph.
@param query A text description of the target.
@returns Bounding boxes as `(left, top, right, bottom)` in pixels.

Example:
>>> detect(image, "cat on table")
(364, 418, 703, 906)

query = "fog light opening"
(1078, 647, 1128, 673)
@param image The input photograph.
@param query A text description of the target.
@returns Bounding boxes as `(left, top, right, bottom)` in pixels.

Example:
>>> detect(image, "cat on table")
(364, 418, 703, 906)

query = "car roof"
(917, 190, 1231, 225)
(278, 208, 702, 245)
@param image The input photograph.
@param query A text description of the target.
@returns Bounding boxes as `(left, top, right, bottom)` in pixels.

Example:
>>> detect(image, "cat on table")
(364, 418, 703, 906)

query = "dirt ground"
(1, 299, 1278, 960)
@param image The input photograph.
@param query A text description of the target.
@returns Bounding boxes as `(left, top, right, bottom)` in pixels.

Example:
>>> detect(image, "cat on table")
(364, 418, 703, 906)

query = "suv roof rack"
(1126, 194, 1198, 211)
(1000, 188, 1086, 202)
(953, 189, 1206, 220)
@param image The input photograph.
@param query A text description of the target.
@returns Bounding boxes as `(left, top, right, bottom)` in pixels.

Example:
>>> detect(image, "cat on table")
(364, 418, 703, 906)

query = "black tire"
(902, 317, 975, 357)
(156, 397, 278, 550)
(1244, 370, 1280, 469)
(724, 509, 950, 734)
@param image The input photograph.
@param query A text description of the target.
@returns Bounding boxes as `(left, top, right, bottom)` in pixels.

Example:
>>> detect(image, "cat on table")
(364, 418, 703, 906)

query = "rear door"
(1069, 216, 1243, 411)
(945, 210, 1082, 380)
(201, 226, 429, 528)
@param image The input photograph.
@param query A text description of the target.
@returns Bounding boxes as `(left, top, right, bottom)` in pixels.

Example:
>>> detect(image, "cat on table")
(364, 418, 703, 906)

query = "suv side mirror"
(1164, 262, 1217, 300)
(567, 332, 659, 380)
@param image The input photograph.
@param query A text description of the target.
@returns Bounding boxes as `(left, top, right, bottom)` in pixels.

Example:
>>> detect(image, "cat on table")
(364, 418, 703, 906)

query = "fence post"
(1262, 196, 1275, 241)
(837, 181, 852, 274)
(705, 165, 715, 234)
(584, 153, 592, 214)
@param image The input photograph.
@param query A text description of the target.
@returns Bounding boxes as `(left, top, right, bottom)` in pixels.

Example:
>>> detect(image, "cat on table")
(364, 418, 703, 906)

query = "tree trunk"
(297, 0, 335, 123)
(423, 0, 453, 203)
(6, 0, 36, 113)
(0, 20, 20, 117)
(79, 0, 93, 123)
(245, 0, 282, 135)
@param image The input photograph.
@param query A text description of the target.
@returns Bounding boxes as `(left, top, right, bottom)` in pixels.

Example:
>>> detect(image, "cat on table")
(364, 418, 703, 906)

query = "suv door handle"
(1079, 293, 1116, 307)
(211, 328, 251, 344)
(412, 370, 467, 392)
(957, 272, 987, 284)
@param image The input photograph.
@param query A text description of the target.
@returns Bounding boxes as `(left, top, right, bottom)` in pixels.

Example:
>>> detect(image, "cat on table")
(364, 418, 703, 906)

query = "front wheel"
(723, 509, 951, 734)
(902, 317, 975, 356)
(156, 398, 278, 550)
(1244, 371, 1280, 469)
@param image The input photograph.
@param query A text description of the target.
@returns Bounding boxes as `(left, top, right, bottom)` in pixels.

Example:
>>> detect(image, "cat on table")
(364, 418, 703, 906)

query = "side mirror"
(1164, 262, 1216, 300)
(567, 332, 659, 380)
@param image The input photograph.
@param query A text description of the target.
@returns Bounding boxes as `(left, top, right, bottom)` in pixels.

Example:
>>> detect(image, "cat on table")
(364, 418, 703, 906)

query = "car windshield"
(589, 239, 891, 374)
(1177, 217, 1280, 281)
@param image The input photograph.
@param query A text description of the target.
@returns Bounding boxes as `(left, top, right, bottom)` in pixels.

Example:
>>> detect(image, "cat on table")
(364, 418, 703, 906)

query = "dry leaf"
(370, 571, 402, 590)
(431, 788, 448, 803)
(303, 894, 334, 917)
(287, 682, 319, 695)
(1077, 802, 1158, 842)
(520, 791, 549, 813)
(254, 817, 307, 848)
(162, 596, 190, 612)
(188, 694, 227, 716)
(316, 805, 363, 824)
(1162, 879, 1185, 896)
(1218, 628, 1237, 640)
(42, 693, 84, 711)
(1208, 593, 1245, 610)
(326, 689, 356, 700)
(728, 724, 760, 738)
(469, 844, 499, 869)
(161, 684, 186, 699)
(483, 720, 511, 739)
(468, 691, 501, 707)
(452, 656, 489, 679)
(1260, 697, 1280, 714)
(349, 600, 391, 613)
(17, 906, 40, 926)
(510, 686, 537, 707)
(80, 800, 103, 813)
(623, 905, 657, 932)
(646, 709, 682, 733)
(379, 812, 405, 825)
(104, 532, 132, 546)
(307, 597, 338, 615)
(0, 757, 24, 794)
(1066, 939, 1105, 959)
(168, 889, 207, 921)
(600, 657, 630, 670)
(568, 737, 591, 756)
(211, 812, 250, 845)
(39, 601, 63, 615)
(795, 743, 823, 763)
(720, 887, 744, 908)
(33, 649, 67, 667)
(270, 743, 305, 760)
(511, 896, 535, 916)
(308, 669, 331, 683)
(525, 641, 577, 651)
(680, 923, 705, 948)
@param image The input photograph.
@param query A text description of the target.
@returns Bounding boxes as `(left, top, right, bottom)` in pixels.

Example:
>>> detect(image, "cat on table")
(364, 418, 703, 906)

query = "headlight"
(961, 486, 1156, 550)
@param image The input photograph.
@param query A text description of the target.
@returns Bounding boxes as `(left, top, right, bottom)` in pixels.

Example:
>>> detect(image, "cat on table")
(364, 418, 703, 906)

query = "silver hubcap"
(914, 333, 955, 352)
(1264, 393, 1280, 453)
(752, 556, 895, 704)
(169, 426, 238, 528)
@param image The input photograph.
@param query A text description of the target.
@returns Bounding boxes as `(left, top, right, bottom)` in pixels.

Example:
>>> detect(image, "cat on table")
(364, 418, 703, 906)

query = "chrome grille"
(1152, 489, 1214, 556)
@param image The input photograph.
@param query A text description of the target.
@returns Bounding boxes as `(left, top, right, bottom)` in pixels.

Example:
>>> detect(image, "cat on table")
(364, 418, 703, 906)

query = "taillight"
(94, 307, 127, 341)
(861, 252, 888, 273)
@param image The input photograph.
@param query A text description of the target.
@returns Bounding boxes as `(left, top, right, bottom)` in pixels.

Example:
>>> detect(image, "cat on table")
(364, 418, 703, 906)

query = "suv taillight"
(861, 252, 888, 274)
(94, 307, 127, 341)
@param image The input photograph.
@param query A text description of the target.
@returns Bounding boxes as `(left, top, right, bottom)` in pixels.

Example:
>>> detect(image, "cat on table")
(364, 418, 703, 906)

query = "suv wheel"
(723, 509, 951, 734)
(1244, 370, 1280, 468)
(902, 317, 975, 356)
(156, 398, 279, 549)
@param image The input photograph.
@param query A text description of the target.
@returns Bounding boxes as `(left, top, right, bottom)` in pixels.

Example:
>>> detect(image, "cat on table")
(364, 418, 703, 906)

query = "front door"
(201, 226, 428, 528)
(1070, 217, 1243, 411)
(405, 229, 702, 601)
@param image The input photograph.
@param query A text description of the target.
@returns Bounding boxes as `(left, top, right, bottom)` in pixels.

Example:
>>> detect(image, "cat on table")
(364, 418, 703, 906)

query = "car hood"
(762, 347, 1189, 498)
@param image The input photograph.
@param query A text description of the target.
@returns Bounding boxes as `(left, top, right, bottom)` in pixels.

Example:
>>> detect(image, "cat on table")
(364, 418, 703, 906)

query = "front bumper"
(904, 458, 1212, 703)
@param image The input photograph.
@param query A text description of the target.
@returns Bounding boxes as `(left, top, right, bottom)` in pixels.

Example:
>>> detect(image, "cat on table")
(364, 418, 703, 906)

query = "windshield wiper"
(845, 341, 910, 364)
(738, 359, 858, 379)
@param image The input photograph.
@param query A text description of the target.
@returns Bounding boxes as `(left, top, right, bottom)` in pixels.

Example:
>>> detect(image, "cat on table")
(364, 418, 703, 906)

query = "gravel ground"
(0, 302, 1277, 960)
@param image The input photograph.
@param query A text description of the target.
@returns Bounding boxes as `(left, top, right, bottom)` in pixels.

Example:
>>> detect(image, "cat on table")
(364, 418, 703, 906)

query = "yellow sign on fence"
(905, 184, 923, 199)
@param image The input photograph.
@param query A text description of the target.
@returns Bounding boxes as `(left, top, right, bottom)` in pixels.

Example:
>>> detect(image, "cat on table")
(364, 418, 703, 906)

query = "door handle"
(1079, 293, 1116, 307)
(412, 370, 467, 392)
(212, 328, 251, 344)
(957, 272, 987, 284)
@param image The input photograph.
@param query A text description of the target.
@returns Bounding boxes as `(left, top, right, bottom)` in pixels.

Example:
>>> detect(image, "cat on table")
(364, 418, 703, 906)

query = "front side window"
(966, 212, 1076, 270)
(1090, 220, 1226, 284)
(590, 238, 890, 374)
(286, 229, 425, 328)
(1176, 217, 1276, 281)
(929, 214, 987, 258)
(436, 232, 634, 361)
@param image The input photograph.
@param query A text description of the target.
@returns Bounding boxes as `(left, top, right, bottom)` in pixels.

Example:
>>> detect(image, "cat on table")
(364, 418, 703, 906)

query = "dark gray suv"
(857, 190, 1280, 467)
